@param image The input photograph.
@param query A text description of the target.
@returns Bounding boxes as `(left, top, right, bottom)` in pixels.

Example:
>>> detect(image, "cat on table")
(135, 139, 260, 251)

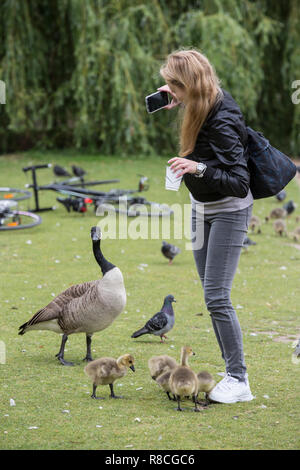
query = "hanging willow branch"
(0, 0, 298, 155)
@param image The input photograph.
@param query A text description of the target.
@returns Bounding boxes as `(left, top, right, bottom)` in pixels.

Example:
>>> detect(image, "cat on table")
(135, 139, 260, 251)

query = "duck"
(197, 371, 216, 404)
(161, 241, 181, 264)
(169, 346, 199, 412)
(18, 226, 126, 366)
(249, 215, 262, 234)
(148, 354, 178, 380)
(84, 354, 135, 399)
(273, 219, 287, 236)
(131, 295, 176, 342)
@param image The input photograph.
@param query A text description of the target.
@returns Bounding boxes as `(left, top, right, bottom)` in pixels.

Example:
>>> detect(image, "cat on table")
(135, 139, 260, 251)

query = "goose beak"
(130, 365, 135, 372)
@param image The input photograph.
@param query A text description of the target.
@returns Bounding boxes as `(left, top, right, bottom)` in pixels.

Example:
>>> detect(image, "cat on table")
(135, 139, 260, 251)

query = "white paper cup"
(165, 166, 182, 191)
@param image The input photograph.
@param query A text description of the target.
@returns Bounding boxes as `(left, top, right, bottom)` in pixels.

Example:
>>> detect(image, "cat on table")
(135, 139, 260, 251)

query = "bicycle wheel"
(0, 187, 32, 201)
(0, 210, 42, 230)
(96, 199, 173, 217)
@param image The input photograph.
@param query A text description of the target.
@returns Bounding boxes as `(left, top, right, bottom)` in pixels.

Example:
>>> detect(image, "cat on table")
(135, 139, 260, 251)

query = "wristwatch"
(194, 162, 207, 178)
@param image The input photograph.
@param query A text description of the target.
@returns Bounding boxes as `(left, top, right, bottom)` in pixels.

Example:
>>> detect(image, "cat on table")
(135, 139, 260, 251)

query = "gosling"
(290, 226, 300, 242)
(197, 371, 216, 404)
(266, 207, 287, 222)
(273, 219, 287, 236)
(249, 215, 262, 234)
(169, 346, 199, 412)
(148, 355, 178, 380)
(84, 354, 135, 399)
(155, 370, 176, 401)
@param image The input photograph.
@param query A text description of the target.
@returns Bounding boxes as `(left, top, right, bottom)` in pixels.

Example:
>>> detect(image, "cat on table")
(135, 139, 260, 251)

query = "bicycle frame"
(23, 164, 122, 212)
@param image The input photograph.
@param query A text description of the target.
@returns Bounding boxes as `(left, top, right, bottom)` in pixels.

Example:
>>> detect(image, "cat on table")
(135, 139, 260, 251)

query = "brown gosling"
(148, 355, 178, 380)
(266, 207, 287, 222)
(197, 371, 216, 404)
(84, 354, 135, 399)
(156, 370, 176, 401)
(249, 215, 262, 234)
(290, 226, 300, 242)
(169, 346, 199, 412)
(273, 219, 287, 236)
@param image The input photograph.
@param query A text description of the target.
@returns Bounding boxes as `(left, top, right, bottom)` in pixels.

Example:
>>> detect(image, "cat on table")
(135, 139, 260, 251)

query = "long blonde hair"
(160, 49, 222, 157)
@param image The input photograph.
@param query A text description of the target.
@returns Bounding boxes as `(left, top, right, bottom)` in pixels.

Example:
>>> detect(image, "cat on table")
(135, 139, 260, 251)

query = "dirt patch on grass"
(273, 335, 299, 344)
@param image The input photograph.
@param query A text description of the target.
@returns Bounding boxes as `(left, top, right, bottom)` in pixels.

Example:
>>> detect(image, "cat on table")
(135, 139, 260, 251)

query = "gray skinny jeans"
(191, 204, 253, 382)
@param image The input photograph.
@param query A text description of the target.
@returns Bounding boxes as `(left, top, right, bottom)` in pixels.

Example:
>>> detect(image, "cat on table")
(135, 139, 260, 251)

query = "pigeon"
(131, 295, 176, 342)
(72, 165, 86, 178)
(242, 236, 256, 251)
(275, 190, 286, 202)
(161, 241, 181, 264)
(283, 200, 296, 215)
(53, 165, 71, 177)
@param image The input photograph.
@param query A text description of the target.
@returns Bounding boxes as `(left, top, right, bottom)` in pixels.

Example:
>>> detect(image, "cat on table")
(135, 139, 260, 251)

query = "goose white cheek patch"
(165, 166, 182, 191)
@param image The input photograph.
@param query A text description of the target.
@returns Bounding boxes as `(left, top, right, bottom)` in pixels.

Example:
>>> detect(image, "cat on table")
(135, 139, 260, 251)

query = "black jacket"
(183, 89, 250, 202)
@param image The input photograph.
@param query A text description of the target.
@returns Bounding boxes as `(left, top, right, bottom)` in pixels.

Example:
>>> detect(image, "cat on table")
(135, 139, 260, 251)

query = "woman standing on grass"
(159, 49, 254, 404)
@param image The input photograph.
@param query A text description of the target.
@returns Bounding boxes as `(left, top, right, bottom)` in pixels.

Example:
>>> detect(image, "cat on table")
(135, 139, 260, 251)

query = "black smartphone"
(145, 91, 169, 113)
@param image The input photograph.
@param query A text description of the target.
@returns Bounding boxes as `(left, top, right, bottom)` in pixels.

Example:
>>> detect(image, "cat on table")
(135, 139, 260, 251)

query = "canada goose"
(249, 215, 261, 234)
(169, 346, 199, 412)
(265, 207, 287, 222)
(84, 354, 135, 399)
(197, 371, 216, 404)
(273, 219, 287, 236)
(18, 226, 126, 366)
(155, 370, 175, 401)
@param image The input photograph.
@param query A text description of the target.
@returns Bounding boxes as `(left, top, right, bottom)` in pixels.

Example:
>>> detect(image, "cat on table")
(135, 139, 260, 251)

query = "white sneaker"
(208, 373, 254, 404)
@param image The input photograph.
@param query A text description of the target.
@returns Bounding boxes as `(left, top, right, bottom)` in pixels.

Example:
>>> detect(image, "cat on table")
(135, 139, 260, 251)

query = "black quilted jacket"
(183, 89, 250, 202)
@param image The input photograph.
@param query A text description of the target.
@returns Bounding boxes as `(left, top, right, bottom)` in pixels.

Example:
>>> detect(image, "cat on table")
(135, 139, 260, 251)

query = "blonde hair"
(160, 49, 222, 156)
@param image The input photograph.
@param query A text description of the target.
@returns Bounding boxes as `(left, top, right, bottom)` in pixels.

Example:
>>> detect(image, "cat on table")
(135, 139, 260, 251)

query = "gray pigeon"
(131, 295, 176, 342)
(283, 200, 296, 215)
(161, 241, 181, 264)
(242, 236, 257, 251)
(275, 190, 286, 202)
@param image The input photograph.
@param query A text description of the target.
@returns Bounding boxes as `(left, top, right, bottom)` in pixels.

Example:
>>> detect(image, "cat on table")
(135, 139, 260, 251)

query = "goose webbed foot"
(57, 356, 74, 366)
(109, 383, 123, 399)
(82, 354, 93, 362)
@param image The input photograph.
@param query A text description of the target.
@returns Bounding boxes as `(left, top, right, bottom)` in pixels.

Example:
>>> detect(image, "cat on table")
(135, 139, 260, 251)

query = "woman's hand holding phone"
(157, 85, 180, 110)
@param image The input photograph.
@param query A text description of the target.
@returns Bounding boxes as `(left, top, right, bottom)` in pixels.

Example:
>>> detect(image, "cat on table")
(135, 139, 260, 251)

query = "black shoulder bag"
(246, 126, 297, 199)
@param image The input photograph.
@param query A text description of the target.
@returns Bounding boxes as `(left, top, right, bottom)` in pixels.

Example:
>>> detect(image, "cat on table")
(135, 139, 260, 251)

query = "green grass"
(0, 151, 299, 450)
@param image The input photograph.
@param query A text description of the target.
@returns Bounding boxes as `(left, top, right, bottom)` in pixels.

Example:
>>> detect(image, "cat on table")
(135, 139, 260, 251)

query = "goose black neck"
(93, 240, 115, 275)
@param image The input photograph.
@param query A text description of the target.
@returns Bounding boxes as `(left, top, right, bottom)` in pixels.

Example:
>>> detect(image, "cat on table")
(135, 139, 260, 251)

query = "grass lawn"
(0, 151, 299, 450)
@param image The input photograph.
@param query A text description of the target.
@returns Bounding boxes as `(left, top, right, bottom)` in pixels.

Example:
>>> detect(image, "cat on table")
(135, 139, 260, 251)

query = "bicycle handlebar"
(22, 163, 52, 172)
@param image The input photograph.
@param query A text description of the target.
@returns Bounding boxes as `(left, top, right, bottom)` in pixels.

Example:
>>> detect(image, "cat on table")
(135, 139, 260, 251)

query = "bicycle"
(23, 164, 173, 217)
(0, 199, 42, 231)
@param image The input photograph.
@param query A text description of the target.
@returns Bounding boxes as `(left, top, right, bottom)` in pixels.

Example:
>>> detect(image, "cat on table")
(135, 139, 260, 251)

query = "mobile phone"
(145, 91, 169, 113)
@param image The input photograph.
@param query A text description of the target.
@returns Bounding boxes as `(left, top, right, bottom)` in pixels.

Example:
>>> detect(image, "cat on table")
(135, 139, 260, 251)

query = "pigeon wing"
(145, 311, 168, 333)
